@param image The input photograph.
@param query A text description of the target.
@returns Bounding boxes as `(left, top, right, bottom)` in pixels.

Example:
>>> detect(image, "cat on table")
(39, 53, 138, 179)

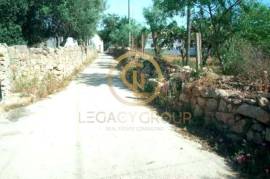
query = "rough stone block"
(193, 105, 204, 118)
(236, 104, 270, 124)
(216, 112, 234, 124)
(197, 97, 206, 107)
(206, 99, 218, 112)
(231, 120, 246, 134)
(218, 99, 228, 112)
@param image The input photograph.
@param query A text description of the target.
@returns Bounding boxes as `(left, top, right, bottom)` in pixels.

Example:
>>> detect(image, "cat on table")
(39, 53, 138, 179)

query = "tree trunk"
(60, 36, 68, 47)
(152, 32, 160, 57)
(186, 4, 192, 66)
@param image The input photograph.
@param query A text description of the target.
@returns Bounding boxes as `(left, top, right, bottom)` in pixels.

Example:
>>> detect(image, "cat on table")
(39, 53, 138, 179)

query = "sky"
(105, 0, 270, 25)
(105, 0, 153, 24)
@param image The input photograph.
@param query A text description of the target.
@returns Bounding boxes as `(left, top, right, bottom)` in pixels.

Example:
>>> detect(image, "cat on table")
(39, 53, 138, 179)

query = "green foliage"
(0, 23, 26, 45)
(99, 14, 142, 49)
(221, 37, 248, 75)
(0, 0, 28, 45)
(0, 0, 104, 46)
(238, 2, 270, 54)
(143, 5, 171, 57)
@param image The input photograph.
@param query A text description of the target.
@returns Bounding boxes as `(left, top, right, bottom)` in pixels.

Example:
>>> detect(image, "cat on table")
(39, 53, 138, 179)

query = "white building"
(89, 34, 104, 53)
(64, 37, 79, 47)
(45, 35, 104, 53)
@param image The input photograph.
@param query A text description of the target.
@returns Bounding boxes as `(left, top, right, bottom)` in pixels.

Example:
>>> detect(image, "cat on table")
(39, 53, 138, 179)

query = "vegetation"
(99, 14, 142, 50)
(0, 0, 105, 46)
(153, 0, 270, 76)
(101, 0, 270, 87)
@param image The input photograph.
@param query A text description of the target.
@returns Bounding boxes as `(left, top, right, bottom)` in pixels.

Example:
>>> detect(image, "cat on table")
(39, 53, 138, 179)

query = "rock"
(205, 112, 215, 123)
(191, 97, 197, 106)
(206, 99, 218, 112)
(218, 99, 228, 112)
(236, 104, 270, 124)
(252, 123, 264, 132)
(216, 112, 234, 124)
(231, 98, 242, 105)
(243, 98, 257, 105)
(182, 84, 192, 94)
(227, 104, 233, 113)
(257, 96, 269, 108)
(246, 130, 254, 141)
(215, 89, 230, 98)
(197, 97, 206, 107)
(226, 133, 242, 142)
(193, 105, 204, 117)
(266, 128, 270, 142)
(231, 120, 246, 134)
(200, 88, 217, 98)
(247, 129, 264, 144)
(179, 66, 193, 81)
(179, 93, 190, 103)
(193, 86, 203, 97)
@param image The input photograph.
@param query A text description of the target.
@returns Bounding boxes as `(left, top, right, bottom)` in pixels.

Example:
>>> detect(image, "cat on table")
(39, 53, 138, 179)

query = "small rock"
(231, 98, 242, 105)
(257, 96, 269, 108)
(231, 120, 246, 134)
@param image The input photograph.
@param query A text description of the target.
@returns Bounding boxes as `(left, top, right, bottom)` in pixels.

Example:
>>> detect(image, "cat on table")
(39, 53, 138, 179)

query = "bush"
(221, 37, 270, 81)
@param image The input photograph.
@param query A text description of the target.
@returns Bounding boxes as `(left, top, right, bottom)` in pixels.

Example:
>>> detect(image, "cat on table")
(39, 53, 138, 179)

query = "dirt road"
(0, 54, 237, 179)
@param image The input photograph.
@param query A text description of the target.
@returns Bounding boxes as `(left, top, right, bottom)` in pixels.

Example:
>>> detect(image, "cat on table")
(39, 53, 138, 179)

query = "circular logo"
(108, 51, 164, 105)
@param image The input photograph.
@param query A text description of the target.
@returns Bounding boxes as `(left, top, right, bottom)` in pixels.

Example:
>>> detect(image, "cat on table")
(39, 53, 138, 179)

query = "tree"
(99, 14, 121, 49)
(99, 14, 142, 49)
(143, 6, 168, 57)
(192, 0, 243, 68)
(0, 0, 105, 46)
(238, 1, 270, 55)
(0, 0, 28, 45)
(66, 0, 105, 44)
(154, 0, 197, 65)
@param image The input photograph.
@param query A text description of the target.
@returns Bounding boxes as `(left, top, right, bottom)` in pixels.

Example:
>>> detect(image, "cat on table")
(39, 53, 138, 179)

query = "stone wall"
(179, 84, 270, 144)
(0, 44, 96, 101)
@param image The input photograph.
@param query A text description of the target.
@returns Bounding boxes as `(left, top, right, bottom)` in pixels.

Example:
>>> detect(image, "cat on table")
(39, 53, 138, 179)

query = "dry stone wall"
(0, 44, 96, 101)
(180, 84, 270, 144)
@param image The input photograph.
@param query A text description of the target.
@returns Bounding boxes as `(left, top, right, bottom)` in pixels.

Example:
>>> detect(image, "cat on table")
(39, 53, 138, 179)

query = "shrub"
(221, 36, 270, 81)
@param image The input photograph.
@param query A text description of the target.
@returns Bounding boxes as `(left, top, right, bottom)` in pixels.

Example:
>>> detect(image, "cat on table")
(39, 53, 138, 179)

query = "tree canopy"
(0, 0, 105, 46)
(99, 14, 142, 50)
